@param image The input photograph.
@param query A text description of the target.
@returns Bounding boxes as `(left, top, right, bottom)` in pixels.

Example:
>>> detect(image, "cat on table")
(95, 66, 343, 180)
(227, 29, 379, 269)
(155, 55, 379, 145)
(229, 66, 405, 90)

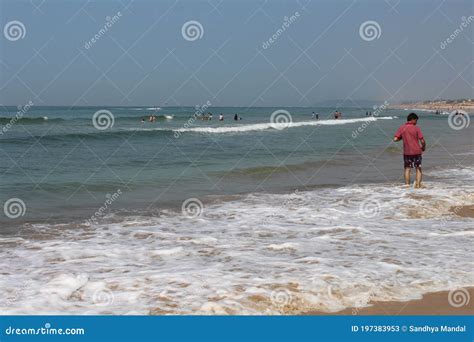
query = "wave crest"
(172, 116, 396, 134)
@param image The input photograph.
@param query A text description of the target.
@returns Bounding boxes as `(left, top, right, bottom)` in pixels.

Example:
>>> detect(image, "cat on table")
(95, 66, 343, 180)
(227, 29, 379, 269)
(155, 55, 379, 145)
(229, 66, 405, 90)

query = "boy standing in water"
(393, 113, 426, 188)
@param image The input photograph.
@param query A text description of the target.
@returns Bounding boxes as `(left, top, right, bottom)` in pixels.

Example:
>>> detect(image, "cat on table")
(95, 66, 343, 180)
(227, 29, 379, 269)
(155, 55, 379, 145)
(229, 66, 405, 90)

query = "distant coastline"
(389, 99, 474, 113)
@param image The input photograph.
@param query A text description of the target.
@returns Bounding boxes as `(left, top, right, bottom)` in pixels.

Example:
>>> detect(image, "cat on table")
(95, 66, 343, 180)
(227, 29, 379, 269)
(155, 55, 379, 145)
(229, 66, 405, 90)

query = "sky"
(0, 0, 473, 107)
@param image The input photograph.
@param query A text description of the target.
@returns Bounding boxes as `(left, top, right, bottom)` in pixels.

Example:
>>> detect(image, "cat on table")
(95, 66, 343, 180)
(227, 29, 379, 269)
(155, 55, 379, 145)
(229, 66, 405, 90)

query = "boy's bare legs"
(415, 167, 422, 188)
(404, 167, 411, 185)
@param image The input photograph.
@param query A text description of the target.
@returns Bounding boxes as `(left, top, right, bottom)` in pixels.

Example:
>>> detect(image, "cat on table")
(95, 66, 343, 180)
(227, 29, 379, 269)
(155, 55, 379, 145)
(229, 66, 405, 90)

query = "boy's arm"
(418, 128, 426, 151)
(393, 126, 403, 142)
(420, 137, 426, 151)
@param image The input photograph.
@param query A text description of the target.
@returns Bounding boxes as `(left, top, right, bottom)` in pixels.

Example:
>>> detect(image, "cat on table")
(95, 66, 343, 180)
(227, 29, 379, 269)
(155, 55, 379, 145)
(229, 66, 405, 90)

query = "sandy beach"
(307, 288, 474, 315)
(389, 100, 474, 113)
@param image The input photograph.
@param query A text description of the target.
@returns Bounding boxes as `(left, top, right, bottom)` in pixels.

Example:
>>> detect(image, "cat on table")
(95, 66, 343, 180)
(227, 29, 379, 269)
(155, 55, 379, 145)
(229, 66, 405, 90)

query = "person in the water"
(393, 113, 426, 188)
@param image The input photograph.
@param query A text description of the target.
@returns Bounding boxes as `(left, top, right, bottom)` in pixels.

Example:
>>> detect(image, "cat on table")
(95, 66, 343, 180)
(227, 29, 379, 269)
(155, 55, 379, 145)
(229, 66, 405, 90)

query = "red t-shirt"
(394, 122, 424, 156)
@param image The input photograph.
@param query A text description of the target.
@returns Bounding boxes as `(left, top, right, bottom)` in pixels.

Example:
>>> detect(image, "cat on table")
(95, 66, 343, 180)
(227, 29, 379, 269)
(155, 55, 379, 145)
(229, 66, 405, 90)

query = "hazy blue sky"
(0, 0, 472, 106)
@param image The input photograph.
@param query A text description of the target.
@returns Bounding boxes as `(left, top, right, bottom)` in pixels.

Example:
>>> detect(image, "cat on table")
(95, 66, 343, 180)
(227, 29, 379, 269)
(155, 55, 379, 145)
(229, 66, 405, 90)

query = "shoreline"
(3, 179, 473, 229)
(389, 103, 474, 113)
(306, 288, 474, 316)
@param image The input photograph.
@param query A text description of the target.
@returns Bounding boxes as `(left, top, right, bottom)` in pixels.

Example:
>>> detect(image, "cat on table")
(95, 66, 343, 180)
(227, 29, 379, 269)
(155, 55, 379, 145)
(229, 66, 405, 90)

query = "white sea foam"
(0, 166, 472, 315)
(132, 116, 396, 135)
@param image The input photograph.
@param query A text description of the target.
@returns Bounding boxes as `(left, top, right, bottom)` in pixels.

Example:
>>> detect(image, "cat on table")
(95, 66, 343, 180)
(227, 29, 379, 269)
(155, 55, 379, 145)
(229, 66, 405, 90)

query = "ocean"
(0, 106, 473, 314)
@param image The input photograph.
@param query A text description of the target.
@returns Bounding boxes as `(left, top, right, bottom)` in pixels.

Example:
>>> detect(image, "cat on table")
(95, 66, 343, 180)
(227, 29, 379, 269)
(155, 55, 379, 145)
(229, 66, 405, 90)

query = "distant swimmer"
(209, 113, 213, 120)
(334, 111, 342, 119)
(141, 118, 145, 123)
(312, 112, 316, 119)
(366, 111, 369, 116)
(316, 113, 319, 120)
(393, 113, 426, 188)
(234, 114, 239, 121)
(219, 114, 224, 121)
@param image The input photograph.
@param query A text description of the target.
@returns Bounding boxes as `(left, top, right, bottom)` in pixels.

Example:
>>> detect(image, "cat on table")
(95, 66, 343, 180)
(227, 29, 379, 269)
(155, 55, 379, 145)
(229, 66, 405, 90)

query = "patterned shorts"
(403, 154, 422, 168)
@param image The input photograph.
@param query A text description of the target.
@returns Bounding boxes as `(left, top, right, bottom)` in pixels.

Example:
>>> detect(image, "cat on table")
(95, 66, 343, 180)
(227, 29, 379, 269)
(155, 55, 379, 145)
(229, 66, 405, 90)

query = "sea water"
(0, 106, 472, 314)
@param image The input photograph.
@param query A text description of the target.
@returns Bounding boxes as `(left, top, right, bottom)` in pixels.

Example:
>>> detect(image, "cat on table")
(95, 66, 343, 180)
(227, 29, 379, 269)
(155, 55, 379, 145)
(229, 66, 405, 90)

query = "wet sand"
(306, 288, 474, 315)
(451, 205, 474, 218)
